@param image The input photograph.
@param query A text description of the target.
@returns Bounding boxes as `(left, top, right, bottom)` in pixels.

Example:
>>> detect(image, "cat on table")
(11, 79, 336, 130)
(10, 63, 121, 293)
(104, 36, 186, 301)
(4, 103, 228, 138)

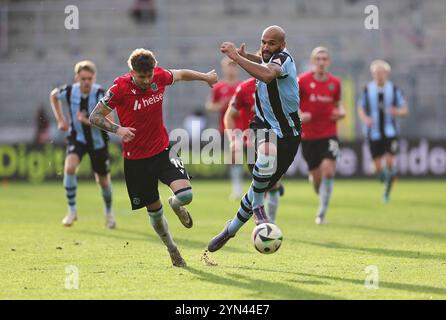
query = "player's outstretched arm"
(89, 102, 136, 142)
(221, 42, 280, 84)
(223, 98, 240, 131)
(171, 69, 218, 87)
(49, 88, 69, 131)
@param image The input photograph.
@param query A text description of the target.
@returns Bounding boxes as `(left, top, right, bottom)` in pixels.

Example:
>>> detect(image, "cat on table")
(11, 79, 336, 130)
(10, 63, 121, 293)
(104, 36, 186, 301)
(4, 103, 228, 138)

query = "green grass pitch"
(1, 179, 445, 300)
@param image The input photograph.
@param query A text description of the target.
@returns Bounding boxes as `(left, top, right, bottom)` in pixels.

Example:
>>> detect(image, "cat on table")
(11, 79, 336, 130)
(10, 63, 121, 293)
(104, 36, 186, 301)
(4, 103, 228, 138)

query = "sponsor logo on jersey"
(133, 92, 164, 111)
(273, 58, 282, 65)
(309, 94, 334, 103)
(133, 100, 142, 110)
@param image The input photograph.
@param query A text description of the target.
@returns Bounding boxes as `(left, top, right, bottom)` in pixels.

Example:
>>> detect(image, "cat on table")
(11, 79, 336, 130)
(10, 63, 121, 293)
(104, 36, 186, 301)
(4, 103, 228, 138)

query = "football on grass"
(252, 223, 283, 254)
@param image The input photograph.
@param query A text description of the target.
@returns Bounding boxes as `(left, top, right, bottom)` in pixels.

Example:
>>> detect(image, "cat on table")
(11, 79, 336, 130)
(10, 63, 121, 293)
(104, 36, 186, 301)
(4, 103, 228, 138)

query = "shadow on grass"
(73, 228, 248, 253)
(295, 272, 446, 296)
(295, 240, 446, 262)
(226, 265, 446, 297)
(336, 223, 446, 243)
(184, 266, 340, 300)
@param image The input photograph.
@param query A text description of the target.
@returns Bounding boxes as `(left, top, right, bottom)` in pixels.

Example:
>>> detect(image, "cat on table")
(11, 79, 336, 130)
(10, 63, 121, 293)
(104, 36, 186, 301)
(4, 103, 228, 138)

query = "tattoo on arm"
(89, 103, 120, 133)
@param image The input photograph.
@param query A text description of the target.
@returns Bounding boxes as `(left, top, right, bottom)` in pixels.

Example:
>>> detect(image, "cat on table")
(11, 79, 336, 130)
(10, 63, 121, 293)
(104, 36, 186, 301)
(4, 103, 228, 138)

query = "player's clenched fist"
(117, 127, 136, 142)
(57, 120, 69, 131)
(206, 69, 218, 88)
(220, 42, 238, 60)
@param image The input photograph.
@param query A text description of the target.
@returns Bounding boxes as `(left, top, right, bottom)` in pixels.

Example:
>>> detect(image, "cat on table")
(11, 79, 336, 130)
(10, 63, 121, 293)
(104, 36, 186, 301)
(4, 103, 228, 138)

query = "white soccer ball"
(252, 223, 283, 254)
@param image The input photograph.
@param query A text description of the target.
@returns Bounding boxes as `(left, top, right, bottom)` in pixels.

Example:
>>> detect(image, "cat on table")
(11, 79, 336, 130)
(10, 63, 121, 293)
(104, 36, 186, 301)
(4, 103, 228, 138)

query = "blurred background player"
(357, 60, 409, 203)
(89, 48, 218, 267)
(206, 57, 243, 199)
(299, 47, 345, 225)
(208, 25, 301, 252)
(224, 77, 284, 223)
(50, 60, 116, 229)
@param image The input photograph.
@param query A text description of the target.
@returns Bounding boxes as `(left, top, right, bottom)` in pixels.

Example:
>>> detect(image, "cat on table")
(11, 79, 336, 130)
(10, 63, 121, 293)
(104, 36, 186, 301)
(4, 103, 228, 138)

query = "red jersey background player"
(90, 48, 218, 267)
(226, 77, 256, 133)
(206, 57, 242, 134)
(298, 46, 345, 225)
(206, 57, 243, 199)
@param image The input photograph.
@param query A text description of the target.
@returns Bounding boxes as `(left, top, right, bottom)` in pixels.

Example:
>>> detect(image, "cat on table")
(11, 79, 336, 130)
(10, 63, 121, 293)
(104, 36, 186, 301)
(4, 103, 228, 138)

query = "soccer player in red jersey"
(206, 57, 243, 199)
(89, 48, 218, 267)
(298, 47, 345, 225)
(225, 77, 256, 133)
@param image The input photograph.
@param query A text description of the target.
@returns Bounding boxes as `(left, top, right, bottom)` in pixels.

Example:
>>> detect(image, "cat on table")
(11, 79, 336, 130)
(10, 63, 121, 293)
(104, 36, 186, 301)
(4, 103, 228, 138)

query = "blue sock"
(228, 189, 253, 235)
(251, 153, 275, 208)
(266, 189, 280, 223)
(63, 174, 77, 214)
(317, 177, 334, 218)
(101, 184, 112, 214)
(384, 167, 396, 198)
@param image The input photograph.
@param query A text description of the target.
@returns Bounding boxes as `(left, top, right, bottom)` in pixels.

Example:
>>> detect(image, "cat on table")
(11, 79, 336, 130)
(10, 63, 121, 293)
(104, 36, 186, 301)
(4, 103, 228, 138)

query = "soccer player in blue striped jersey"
(208, 25, 301, 252)
(50, 60, 116, 228)
(357, 60, 409, 203)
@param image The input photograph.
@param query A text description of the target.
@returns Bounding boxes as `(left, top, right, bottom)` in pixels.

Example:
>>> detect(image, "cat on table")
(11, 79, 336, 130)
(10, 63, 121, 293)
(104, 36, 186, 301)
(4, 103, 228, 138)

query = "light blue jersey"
(254, 48, 300, 138)
(358, 81, 406, 141)
(57, 83, 108, 149)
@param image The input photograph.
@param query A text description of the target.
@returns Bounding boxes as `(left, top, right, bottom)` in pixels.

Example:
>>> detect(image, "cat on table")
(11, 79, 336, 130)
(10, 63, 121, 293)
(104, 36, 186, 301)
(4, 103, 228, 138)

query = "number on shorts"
(328, 139, 340, 158)
(170, 158, 184, 169)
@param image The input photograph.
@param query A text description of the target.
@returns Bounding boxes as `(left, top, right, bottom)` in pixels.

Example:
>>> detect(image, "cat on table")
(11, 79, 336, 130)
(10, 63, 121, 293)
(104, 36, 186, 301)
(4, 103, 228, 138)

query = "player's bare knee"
(174, 187, 193, 205)
(146, 200, 162, 212)
(97, 176, 110, 188)
(322, 171, 335, 179)
(65, 166, 77, 175)
(95, 172, 108, 182)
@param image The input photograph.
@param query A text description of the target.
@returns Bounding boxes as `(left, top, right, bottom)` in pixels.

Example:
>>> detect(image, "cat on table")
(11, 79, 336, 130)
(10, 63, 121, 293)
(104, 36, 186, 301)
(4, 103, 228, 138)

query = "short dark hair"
(127, 48, 157, 73)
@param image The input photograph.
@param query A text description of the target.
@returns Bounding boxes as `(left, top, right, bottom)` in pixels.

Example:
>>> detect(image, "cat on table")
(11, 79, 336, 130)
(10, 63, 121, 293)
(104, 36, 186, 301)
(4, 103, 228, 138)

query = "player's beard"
(262, 51, 271, 62)
(262, 48, 282, 63)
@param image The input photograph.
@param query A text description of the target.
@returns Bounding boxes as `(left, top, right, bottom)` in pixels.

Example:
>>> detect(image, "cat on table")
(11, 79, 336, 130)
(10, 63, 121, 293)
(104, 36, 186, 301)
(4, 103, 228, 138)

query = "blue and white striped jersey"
(254, 48, 300, 138)
(57, 83, 108, 149)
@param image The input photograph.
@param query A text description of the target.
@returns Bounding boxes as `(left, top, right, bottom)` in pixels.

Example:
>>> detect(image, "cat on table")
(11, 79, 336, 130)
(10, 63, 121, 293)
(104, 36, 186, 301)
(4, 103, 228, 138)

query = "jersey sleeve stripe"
(101, 99, 114, 111)
(166, 69, 175, 85)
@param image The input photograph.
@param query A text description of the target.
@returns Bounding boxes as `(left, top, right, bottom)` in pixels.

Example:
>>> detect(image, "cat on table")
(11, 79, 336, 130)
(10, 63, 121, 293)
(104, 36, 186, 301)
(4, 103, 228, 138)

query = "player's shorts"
(66, 140, 110, 175)
(248, 120, 301, 189)
(301, 137, 340, 171)
(123, 146, 190, 210)
(369, 137, 399, 159)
